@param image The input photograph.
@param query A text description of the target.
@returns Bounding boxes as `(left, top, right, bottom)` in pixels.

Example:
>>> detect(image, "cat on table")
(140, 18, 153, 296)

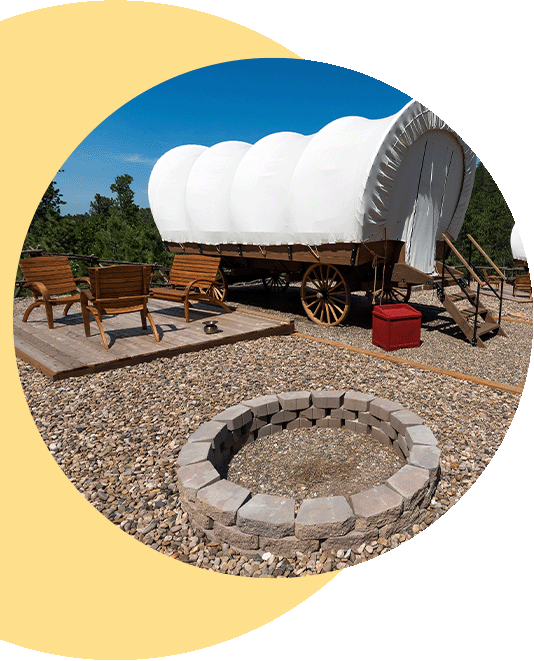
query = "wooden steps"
(441, 287, 507, 348)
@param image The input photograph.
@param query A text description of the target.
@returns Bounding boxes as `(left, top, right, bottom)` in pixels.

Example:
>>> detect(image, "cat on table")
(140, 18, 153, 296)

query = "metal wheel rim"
(301, 264, 350, 326)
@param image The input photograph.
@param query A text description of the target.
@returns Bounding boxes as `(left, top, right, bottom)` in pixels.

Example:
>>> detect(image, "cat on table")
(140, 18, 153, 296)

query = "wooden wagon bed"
(13, 299, 294, 381)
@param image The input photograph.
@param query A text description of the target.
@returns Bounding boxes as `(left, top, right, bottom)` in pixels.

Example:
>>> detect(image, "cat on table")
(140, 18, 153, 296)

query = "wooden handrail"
(441, 234, 485, 287)
(466, 234, 506, 280)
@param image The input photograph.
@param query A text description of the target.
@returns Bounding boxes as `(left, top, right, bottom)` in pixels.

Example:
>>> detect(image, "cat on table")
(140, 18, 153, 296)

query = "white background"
(1, 2, 532, 660)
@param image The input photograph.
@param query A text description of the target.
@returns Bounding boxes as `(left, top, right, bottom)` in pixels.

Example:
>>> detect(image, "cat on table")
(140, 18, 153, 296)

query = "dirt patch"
(226, 427, 405, 507)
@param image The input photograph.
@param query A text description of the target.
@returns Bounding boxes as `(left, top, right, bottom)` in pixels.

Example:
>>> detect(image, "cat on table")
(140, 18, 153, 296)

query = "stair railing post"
(472, 280, 481, 346)
(498, 278, 504, 326)
(468, 241, 472, 286)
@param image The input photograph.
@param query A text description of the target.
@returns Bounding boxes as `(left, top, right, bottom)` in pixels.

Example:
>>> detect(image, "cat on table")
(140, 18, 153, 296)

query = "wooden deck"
(13, 298, 294, 381)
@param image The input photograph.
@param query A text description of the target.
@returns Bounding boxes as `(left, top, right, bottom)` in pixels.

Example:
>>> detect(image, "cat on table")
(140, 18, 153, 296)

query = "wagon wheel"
(262, 272, 289, 293)
(198, 269, 228, 302)
(301, 264, 351, 326)
(366, 285, 412, 305)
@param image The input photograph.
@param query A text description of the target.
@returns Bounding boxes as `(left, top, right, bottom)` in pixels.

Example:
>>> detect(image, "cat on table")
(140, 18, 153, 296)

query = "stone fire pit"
(176, 390, 440, 557)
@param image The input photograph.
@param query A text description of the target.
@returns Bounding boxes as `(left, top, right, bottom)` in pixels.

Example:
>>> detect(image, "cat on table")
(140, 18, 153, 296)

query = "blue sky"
(58, 58, 411, 215)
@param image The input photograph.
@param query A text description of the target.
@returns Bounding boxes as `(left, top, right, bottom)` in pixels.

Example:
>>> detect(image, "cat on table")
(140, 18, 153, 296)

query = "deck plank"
(13, 302, 293, 380)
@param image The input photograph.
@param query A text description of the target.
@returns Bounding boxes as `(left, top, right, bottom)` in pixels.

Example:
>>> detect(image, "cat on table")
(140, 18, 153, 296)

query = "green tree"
(110, 174, 139, 224)
(449, 163, 515, 269)
(89, 193, 114, 219)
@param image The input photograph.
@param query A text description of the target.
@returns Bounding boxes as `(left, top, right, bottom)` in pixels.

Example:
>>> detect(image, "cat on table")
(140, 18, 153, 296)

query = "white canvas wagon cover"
(149, 100, 476, 274)
(511, 224, 527, 262)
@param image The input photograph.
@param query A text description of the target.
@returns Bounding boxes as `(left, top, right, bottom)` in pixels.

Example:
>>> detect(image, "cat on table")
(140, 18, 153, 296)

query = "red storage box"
(372, 303, 422, 351)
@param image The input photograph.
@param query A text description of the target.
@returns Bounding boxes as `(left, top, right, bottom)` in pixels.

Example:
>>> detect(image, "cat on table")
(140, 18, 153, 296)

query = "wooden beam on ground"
(293, 332, 524, 395)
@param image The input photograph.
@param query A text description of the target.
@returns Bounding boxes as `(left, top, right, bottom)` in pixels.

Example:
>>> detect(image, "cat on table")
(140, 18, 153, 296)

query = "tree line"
(448, 162, 516, 270)
(22, 173, 173, 278)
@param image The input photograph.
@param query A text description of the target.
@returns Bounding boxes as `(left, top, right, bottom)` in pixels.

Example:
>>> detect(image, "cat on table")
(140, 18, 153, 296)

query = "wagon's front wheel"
(301, 264, 351, 326)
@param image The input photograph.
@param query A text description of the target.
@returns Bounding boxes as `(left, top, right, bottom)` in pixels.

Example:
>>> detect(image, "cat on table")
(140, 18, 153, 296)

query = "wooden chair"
(150, 254, 231, 322)
(513, 273, 532, 299)
(482, 268, 502, 287)
(19, 255, 90, 329)
(81, 264, 160, 349)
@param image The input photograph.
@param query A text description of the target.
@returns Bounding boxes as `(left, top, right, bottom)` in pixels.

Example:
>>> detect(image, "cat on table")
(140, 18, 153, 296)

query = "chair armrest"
(80, 289, 95, 302)
(184, 278, 216, 295)
(25, 280, 51, 300)
(74, 276, 91, 287)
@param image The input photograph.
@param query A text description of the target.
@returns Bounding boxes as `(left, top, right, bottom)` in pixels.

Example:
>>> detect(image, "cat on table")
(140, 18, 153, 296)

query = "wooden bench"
(19, 255, 89, 329)
(150, 254, 232, 322)
(513, 273, 532, 299)
(81, 264, 160, 349)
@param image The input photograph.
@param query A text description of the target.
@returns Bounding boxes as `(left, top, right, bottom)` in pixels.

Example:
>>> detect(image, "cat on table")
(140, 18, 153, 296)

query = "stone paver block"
(277, 391, 311, 411)
(392, 439, 406, 460)
(250, 416, 268, 431)
(176, 461, 221, 499)
(259, 535, 320, 557)
(196, 479, 251, 526)
(381, 420, 397, 440)
(300, 406, 327, 420)
(212, 404, 253, 430)
(295, 496, 355, 540)
(257, 423, 283, 438)
(358, 411, 371, 425)
(390, 409, 425, 435)
(316, 417, 343, 429)
(241, 394, 280, 417)
(408, 445, 441, 481)
(345, 419, 369, 435)
(371, 426, 391, 446)
(287, 417, 312, 430)
(350, 485, 404, 531)
(180, 496, 214, 530)
(320, 528, 378, 552)
(396, 434, 409, 458)
(176, 441, 213, 467)
(271, 409, 297, 425)
(343, 391, 375, 412)
(212, 521, 259, 550)
(405, 425, 438, 450)
(236, 494, 295, 538)
(311, 390, 345, 409)
(188, 421, 228, 448)
(386, 465, 430, 509)
(369, 397, 404, 422)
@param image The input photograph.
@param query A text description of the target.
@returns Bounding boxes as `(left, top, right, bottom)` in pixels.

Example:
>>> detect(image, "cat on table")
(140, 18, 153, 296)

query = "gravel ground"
(14, 289, 529, 577)
(227, 283, 533, 386)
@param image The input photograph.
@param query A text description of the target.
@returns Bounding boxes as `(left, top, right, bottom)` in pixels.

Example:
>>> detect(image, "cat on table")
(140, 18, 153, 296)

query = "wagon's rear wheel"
(366, 285, 412, 305)
(199, 269, 228, 302)
(262, 272, 289, 293)
(301, 264, 351, 326)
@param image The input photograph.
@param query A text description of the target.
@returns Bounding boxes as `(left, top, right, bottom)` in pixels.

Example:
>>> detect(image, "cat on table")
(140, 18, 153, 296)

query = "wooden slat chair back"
(81, 264, 160, 349)
(513, 273, 532, 299)
(19, 255, 89, 328)
(482, 268, 502, 287)
(151, 254, 231, 322)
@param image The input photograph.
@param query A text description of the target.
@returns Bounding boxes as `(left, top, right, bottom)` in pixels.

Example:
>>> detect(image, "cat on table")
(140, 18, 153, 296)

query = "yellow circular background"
(0, 3, 335, 658)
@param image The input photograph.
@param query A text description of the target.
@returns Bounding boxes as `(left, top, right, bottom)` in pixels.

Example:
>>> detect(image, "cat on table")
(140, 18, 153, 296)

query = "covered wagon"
(148, 100, 476, 325)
